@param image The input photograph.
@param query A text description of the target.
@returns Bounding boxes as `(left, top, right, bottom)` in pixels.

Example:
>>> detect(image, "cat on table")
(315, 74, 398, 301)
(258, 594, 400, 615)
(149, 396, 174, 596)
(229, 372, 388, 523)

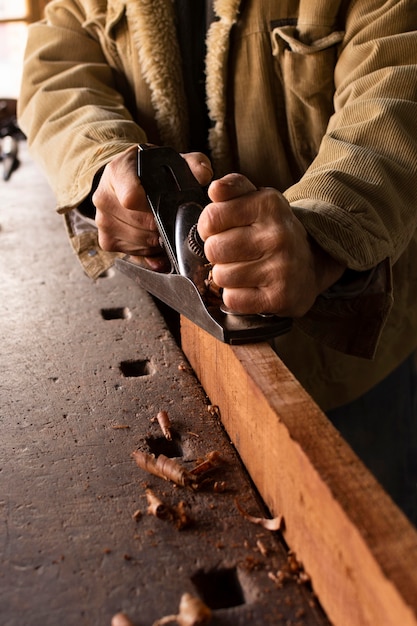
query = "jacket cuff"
(64, 209, 123, 279)
(295, 259, 393, 359)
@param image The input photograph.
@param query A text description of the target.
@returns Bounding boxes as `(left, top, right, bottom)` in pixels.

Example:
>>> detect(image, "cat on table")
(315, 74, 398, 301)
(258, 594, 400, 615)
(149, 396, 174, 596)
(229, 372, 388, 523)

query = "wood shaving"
(154, 410, 172, 440)
(235, 499, 284, 532)
(256, 539, 269, 557)
(153, 593, 212, 626)
(132, 449, 226, 492)
(207, 405, 220, 418)
(146, 489, 170, 519)
(204, 268, 222, 301)
(144, 489, 193, 529)
(269, 551, 311, 587)
(132, 450, 196, 487)
(190, 451, 221, 476)
(111, 613, 134, 626)
(172, 500, 193, 530)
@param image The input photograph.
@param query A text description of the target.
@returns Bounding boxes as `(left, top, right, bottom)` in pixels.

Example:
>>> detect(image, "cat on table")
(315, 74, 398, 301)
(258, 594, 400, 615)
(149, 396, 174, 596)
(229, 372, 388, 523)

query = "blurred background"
(0, 0, 48, 98)
(0, 1, 48, 179)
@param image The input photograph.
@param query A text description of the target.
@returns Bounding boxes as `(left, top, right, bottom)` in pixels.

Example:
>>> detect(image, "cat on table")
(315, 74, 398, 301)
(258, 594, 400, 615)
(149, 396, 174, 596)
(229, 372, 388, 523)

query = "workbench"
(0, 147, 329, 624)
(3, 144, 417, 626)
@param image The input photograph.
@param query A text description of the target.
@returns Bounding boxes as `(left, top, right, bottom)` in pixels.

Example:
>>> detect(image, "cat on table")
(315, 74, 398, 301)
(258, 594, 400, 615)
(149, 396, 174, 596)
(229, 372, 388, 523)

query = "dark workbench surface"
(0, 145, 329, 626)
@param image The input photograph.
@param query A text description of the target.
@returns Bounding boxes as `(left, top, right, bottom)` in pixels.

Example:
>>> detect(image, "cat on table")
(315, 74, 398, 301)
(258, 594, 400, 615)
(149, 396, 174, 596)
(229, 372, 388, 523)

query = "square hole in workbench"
(101, 307, 131, 320)
(146, 435, 183, 458)
(119, 359, 155, 377)
(191, 567, 245, 610)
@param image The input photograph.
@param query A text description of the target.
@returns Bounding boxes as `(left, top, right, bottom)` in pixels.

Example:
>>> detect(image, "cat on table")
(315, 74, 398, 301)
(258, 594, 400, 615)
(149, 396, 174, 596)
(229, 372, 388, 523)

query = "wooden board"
(181, 317, 417, 626)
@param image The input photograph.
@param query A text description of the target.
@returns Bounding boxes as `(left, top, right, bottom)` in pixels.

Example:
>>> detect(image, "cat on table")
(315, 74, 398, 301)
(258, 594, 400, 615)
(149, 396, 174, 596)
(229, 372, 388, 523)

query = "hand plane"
(115, 144, 292, 344)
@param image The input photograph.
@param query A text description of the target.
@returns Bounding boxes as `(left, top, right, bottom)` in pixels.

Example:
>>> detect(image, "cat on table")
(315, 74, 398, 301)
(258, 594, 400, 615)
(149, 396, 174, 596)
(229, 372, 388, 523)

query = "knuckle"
(94, 210, 106, 230)
(97, 232, 115, 252)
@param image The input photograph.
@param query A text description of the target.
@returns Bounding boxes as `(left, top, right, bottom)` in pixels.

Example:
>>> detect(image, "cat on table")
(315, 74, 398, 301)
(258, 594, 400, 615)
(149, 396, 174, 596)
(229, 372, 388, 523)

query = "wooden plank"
(181, 317, 417, 626)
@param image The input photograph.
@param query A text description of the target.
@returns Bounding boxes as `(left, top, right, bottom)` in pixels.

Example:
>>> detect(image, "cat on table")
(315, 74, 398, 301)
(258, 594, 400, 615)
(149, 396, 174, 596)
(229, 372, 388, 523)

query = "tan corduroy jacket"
(18, 0, 417, 410)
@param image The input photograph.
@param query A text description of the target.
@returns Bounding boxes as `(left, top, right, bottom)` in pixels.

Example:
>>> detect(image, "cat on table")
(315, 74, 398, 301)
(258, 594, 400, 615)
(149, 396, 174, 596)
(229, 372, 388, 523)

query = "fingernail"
(219, 173, 242, 185)
(200, 161, 213, 175)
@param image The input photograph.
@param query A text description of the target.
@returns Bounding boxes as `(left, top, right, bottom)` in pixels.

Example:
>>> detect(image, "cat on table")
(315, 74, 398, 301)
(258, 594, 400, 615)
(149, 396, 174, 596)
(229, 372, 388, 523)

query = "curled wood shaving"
(144, 489, 193, 529)
(235, 499, 284, 532)
(190, 451, 222, 476)
(132, 450, 225, 491)
(146, 489, 169, 519)
(155, 410, 172, 440)
(111, 612, 135, 626)
(207, 405, 220, 418)
(153, 593, 212, 626)
(132, 450, 195, 487)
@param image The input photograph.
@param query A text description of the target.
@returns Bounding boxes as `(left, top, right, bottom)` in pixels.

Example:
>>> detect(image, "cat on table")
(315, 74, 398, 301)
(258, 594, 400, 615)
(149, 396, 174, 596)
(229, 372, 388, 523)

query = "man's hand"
(197, 174, 345, 318)
(93, 145, 213, 271)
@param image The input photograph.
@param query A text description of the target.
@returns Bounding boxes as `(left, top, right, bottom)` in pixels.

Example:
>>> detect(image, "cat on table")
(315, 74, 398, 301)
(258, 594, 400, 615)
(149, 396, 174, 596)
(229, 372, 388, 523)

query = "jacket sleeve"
(280, 0, 417, 357)
(18, 0, 147, 213)
(285, 0, 417, 269)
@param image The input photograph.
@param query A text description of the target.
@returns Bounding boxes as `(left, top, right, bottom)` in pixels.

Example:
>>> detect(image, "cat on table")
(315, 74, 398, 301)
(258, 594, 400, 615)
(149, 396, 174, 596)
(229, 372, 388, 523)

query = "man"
(18, 0, 417, 521)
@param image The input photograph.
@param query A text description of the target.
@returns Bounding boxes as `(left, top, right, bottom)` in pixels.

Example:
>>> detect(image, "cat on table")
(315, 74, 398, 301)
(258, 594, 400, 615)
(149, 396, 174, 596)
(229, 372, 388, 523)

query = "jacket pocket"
(271, 25, 344, 175)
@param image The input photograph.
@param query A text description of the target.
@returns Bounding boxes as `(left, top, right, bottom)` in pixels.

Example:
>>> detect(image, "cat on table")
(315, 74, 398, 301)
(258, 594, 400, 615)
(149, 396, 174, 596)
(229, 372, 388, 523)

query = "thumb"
(208, 173, 257, 202)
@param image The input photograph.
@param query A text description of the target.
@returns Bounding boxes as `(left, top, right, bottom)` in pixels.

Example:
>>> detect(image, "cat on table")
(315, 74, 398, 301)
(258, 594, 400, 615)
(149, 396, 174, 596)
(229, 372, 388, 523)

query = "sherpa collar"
(124, 0, 242, 172)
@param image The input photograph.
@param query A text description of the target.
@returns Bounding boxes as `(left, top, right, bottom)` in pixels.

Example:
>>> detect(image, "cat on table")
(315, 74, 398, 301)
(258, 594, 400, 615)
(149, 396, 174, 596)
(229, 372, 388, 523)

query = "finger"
(199, 186, 292, 244)
(203, 225, 270, 264)
(208, 173, 257, 202)
(98, 232, 162, 258)
(93, 145, 146, 213)
(132, 254, 171, 273)
(111, 147, 144, 210)
(181, 152, 213, 186)
(222, 281, 311, 318)
(96, 208, 161, 256)
(211, 259, 263, 289)
(198, 187, 275, 242)
(221, 286, 274, 316)
(96, 198, 158, 232)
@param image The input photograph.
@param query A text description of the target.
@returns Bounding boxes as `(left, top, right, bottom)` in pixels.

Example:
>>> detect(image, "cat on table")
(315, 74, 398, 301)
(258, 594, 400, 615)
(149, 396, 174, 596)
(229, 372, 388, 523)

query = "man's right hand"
(93, 145, 213, 271)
